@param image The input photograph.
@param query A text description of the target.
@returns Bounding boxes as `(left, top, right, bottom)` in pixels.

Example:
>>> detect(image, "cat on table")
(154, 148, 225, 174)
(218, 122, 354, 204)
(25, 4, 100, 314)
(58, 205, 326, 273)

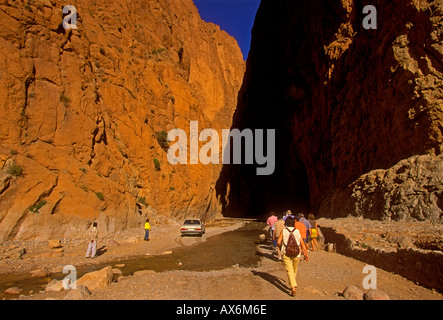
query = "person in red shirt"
(266, 212, 278, 247)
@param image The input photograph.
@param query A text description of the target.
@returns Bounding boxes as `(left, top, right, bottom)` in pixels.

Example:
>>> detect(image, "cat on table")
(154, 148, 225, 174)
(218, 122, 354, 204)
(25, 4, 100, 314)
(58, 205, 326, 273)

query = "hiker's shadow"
(96, 246, 108, 257)
(256, 244, 278, 261)
(251, 270, 289, 294)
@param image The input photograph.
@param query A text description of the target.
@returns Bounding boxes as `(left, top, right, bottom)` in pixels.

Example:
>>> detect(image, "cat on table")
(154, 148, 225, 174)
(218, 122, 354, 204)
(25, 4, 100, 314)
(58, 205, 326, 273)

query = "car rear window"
(184, 219, 200, 225)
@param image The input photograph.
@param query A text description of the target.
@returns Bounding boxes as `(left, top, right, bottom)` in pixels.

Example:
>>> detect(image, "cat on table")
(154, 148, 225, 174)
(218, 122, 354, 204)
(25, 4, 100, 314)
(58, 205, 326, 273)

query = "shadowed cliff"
(217, 0, 443, 221)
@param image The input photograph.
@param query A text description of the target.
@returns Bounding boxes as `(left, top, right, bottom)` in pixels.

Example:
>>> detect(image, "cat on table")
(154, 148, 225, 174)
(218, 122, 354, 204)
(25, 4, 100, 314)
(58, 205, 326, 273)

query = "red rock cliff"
(0, 0, 245, 241)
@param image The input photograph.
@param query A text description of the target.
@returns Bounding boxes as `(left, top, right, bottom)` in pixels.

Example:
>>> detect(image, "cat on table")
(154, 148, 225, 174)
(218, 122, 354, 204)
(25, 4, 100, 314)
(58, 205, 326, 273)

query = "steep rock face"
(0, 0, 245, 241)
(326, 154, 443, 221)
(218, 0, 443, 221)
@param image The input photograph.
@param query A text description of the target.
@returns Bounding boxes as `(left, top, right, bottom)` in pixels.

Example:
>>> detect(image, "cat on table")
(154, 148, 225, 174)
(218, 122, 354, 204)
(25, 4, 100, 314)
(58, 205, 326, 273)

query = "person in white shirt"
(85, 222, 98, 258)
(277, 216, 309, 296)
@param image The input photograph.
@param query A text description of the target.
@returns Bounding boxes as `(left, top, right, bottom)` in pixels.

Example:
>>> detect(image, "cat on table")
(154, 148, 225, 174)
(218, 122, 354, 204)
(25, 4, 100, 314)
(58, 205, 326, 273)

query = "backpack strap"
(285, 227, 301, 247)
(286, 227, 295, 234)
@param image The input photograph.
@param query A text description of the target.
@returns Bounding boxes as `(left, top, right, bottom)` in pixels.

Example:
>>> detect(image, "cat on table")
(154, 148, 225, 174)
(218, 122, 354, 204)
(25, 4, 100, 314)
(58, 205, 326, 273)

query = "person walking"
(298, 213, 312, 251)
(277, 216, 309, 296)
(283, 210, 294, 221)
(294, 216, 307, 242)
(144, 218, 152, 241)
(266, 212, 278, 247)
(308, 213, 319, 251)
(85, 222, 98, 258)
(273, 213, 285, 261)
(294, 215, 308, 259)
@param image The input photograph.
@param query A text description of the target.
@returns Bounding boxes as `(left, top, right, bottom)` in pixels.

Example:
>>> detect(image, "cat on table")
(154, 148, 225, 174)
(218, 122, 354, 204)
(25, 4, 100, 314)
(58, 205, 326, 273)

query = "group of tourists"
(266, 210, 321, 296)
(83, 211, 318, 297)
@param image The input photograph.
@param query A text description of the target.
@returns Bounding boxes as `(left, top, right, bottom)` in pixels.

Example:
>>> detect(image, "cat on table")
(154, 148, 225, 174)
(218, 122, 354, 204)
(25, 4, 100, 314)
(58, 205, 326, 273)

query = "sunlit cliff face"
(0, 0, 245, 241)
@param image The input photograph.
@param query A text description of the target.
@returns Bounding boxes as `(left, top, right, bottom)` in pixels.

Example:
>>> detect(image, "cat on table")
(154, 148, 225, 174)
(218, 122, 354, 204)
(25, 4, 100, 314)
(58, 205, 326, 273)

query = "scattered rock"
(63, 285, 91, 300)
(30, 268, 50, 278)
(48, 239, 62, 249)
(114, 264, 125, 268)
(45, 279, 64, 292)
(396, 236, 415, 249)
(76, 266, 113, 291)
(325, 243, 335, 252)
(50, 266, 64, 274)
(4, 287, 22, 295)
(112, 268, 123, 275)
(364, 289, 391, 300)
(259, 234, 266, 243)
(342, 285, 364, 300)
(4, 247, 26, 259)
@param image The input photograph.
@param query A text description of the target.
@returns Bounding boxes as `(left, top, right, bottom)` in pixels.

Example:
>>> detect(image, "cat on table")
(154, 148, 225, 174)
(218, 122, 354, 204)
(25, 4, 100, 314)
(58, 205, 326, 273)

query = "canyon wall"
(0, 0, 245, 241)
(218, 0, 443, 222)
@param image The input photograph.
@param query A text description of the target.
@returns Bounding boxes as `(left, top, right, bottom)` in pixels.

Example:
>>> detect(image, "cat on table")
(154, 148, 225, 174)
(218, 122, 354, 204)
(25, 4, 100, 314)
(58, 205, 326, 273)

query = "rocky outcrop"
(218, 0, 443, 222)
(322, 154, 443, 221)
(0, 0, 245, 241)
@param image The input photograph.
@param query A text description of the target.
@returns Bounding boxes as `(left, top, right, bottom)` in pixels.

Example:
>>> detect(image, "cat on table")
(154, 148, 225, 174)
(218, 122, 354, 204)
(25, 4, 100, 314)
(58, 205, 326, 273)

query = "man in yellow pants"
(277, 216, 309, 296)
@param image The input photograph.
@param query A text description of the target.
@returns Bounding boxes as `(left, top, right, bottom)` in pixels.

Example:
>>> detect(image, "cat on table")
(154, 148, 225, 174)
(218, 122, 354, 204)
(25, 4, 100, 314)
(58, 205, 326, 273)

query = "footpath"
(9, 218, 442, 300)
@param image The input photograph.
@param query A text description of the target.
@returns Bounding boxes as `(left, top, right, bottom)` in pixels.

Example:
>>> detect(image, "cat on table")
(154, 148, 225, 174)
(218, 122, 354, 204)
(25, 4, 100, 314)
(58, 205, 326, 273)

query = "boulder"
(112, 268, 123, 275)
(325, 243, 335, 252)
(4, 287, 22, 295)
(364, 289, 391, 300)
(48, 239, 62, 249)
(63, 285, 91, 300)
(30, 268, 50, 278)
(45, 279, 64, 292)
(342, 285, 364, 300)
(259, 234, 266, 243)
(76, 266, 113, 291)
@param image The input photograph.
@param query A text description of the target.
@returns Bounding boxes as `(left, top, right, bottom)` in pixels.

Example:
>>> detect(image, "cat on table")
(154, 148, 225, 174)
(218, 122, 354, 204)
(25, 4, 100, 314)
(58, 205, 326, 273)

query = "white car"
(180, 218, 205, 236)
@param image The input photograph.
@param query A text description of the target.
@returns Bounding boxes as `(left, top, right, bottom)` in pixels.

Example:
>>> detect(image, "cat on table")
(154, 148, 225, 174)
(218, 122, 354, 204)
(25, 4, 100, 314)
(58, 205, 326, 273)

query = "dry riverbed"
(1, 217, 442, 300)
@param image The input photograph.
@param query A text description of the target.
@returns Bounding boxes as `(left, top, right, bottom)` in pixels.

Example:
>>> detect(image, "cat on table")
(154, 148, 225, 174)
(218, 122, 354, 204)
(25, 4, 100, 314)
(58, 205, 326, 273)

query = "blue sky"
(193, 0, 261, 60)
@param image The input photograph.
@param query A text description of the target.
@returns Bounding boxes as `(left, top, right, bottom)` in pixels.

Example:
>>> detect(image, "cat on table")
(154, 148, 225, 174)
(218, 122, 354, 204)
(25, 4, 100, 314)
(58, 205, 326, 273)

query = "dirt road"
(7, 219, 441, 301)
